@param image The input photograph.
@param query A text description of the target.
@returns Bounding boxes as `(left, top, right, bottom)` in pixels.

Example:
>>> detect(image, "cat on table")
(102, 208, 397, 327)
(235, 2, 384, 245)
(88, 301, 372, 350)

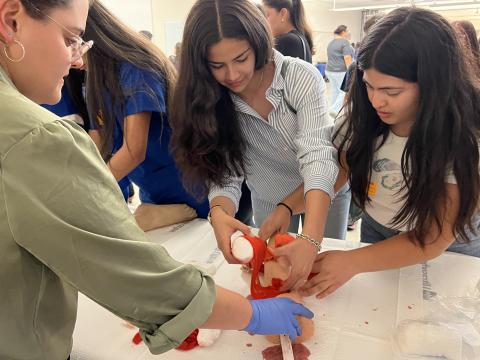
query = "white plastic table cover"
(71, 219, 480, 359)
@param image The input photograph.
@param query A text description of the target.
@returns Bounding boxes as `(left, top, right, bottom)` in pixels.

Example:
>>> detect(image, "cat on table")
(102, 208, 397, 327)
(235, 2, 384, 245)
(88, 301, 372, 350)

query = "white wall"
(438, 9, 480, 30)
(149, 0, 362, 58)
(304, 1, 362, 63)
(99, 0, 362, 60)
(101, 0, 153, 33)
(103, 1, 480, 60)
(151, 0, 196, 55)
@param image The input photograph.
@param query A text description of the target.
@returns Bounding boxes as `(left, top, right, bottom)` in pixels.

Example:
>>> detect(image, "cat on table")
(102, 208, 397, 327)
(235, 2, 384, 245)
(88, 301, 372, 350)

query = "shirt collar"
(269, 49, 286, 91)
(230, 49, 286, 100)
(230, 49, 287, 115)
(0, 65, 16, 90)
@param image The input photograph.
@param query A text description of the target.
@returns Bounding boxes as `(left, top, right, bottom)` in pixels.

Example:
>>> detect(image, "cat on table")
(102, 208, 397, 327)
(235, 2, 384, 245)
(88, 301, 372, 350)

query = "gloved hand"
(243, 298, 314, 341)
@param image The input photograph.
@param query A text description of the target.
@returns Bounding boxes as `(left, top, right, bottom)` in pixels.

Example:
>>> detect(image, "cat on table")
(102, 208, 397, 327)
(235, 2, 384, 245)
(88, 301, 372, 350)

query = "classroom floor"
(346, 219, 361, 242)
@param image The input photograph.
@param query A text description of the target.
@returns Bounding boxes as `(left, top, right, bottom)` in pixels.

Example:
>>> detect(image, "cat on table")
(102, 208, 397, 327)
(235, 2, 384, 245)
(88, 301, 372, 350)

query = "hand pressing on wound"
(243, 297, 314, 341)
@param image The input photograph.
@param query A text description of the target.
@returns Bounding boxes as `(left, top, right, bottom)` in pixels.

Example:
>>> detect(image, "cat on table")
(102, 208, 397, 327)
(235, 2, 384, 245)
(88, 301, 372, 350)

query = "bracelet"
(276, 202, 293, 217)
(296, 233, 322, 252)
(207, 204, 223, 224)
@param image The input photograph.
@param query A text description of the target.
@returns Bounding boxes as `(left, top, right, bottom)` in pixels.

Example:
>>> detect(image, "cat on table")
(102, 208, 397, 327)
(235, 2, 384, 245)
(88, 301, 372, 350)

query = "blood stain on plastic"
(132, 332, 142, 345)
(262, 343, 311, 360)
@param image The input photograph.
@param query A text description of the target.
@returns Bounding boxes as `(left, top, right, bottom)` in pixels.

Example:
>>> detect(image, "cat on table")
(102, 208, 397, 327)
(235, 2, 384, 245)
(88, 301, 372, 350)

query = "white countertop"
(71, 219, 480, 359)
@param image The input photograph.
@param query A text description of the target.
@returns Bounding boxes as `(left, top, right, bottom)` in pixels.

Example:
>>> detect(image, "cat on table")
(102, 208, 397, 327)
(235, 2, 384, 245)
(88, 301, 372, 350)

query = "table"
(71, 219, 480, 359)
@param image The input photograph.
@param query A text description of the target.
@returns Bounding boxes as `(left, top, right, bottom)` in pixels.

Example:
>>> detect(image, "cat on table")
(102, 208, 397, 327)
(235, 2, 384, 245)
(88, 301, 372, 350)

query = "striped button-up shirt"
(209, 50, 338, 217)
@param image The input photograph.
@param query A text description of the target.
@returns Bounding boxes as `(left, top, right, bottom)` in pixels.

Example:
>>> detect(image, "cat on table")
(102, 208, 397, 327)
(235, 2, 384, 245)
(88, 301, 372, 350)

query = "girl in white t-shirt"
(300, 7, 480, 299)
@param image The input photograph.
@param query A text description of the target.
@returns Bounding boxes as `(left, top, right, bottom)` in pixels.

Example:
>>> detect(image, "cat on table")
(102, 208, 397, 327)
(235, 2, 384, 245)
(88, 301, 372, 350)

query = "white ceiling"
(324, 0, 480, 7)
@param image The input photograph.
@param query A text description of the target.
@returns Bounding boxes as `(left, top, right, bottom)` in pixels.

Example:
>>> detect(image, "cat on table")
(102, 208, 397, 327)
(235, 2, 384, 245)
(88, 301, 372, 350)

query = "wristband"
(207, 205, 223, 224)
(276, 202, 293, 217)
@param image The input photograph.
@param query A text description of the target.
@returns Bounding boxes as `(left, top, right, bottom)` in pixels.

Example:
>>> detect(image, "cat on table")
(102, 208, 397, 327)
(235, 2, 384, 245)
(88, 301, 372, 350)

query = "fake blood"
(262, 343, 311, 360)
(176, 329, 199, 351)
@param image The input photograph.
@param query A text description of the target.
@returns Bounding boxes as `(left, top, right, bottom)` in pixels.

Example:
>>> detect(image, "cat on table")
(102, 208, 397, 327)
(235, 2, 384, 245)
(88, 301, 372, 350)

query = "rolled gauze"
(197, 329, 222, 347)
(231, 234, 254, 263)
(394, 321, 463, 360)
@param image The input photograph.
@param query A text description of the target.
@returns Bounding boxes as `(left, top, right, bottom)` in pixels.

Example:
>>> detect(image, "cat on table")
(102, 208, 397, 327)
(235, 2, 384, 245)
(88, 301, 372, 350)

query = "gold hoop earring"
(4, 39, 26, 63)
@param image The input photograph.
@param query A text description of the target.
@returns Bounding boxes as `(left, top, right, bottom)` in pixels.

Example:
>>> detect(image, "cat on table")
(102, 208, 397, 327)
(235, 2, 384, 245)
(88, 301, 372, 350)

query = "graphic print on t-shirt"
(373, 158, 402, 192)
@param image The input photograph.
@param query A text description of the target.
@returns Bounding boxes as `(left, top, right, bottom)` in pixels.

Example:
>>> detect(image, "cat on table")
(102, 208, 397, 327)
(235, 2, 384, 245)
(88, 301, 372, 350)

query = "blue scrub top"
(42, 87, 87, 130)
(42, 87, 76, 117)
(111, 62, 208, 218)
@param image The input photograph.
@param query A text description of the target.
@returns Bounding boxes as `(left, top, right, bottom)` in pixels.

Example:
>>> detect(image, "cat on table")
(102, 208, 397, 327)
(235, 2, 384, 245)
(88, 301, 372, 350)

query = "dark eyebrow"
(362, 79, 403, 90)
(208, 47, 250, 65)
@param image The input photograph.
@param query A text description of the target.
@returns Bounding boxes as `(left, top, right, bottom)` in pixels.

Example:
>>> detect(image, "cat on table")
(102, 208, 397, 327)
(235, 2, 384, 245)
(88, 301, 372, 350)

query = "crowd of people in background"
(1, 0, 480, 358)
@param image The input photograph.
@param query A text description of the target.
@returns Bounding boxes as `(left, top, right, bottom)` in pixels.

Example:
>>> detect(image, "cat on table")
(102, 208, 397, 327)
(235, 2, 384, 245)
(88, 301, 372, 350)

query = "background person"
(326, 24, 354, 116)
(262, 0, 313, 63)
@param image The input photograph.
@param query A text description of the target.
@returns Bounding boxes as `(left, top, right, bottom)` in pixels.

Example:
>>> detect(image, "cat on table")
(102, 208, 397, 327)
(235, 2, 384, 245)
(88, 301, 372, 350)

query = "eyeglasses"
(24, 0, 93, 62)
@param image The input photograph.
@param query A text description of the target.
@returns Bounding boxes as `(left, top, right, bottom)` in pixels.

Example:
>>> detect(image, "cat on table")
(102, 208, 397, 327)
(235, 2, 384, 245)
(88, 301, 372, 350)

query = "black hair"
(335, 7, 480, 244)
(334, 25, 347, 35)
(262, 0, 313, 51)
(171, 0, 273, 197)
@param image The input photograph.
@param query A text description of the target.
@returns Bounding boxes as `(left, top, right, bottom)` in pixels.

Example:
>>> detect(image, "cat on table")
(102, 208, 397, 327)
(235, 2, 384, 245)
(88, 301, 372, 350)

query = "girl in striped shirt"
(172, 0, 349, 290)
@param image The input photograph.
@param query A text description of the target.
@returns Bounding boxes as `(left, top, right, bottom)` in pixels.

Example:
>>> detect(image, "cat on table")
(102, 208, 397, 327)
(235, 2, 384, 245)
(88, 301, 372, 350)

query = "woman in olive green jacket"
(0, 0, 313, 359)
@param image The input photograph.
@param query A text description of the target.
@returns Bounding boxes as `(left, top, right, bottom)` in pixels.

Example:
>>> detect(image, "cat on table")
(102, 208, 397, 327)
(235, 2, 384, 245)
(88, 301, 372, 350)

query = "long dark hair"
(64, 69, 89, 129)
(262, 0, 313, 51)
(335, 7, 480, 244)
(84, 0, 176, 159)
(171, 0, 273, 198)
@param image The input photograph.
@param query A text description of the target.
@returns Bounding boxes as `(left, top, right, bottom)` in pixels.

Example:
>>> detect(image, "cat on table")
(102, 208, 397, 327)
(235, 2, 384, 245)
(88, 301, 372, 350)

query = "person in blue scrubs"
(108, 62, 208, 216)
(42, 69, 90, 131)
(83, 2, 208, 217)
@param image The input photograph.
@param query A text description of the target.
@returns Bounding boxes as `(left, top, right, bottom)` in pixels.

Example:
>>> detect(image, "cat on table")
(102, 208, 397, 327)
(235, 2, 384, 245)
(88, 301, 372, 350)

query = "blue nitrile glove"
(243, 298, 314, 341)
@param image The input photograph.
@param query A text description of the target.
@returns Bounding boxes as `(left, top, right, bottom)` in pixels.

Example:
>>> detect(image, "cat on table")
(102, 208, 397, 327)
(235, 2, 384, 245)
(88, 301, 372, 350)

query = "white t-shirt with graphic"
(333, 120, 457, 231)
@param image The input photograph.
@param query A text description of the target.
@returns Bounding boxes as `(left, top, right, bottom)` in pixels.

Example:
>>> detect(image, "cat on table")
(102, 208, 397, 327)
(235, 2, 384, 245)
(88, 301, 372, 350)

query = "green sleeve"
(2, 119, 216, 354)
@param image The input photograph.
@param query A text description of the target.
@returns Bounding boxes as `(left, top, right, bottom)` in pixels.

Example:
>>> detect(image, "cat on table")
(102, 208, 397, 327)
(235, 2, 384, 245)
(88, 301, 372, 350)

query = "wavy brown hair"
(452, 20, 480, 75)
(335, 7, 480, 245)
(171, 0, 273, 198)
(84, 0, 176, 159)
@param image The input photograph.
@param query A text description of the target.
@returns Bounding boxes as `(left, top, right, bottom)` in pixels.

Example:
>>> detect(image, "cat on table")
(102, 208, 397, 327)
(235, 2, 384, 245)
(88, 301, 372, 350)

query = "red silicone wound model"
(242, 233, 296, 299)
